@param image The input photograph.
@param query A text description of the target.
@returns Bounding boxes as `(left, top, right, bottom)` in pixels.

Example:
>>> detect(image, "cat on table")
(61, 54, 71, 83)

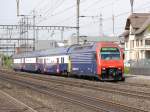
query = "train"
(12, 42, 125, 81)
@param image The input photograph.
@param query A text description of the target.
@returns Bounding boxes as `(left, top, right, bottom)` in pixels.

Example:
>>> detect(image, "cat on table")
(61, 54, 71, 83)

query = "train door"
(21, 58, 25, 71)
(35, 57, 38, 71)
(68, 56, 71, 73)
(43, 58, 46, 72)
(92, 52, 97, 75)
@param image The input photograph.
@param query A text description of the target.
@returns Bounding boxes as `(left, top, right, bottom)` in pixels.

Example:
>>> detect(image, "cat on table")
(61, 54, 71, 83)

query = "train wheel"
(66, 72, 69, 77)
(37, 69, 41, 74)
(120, 77, 125, 81)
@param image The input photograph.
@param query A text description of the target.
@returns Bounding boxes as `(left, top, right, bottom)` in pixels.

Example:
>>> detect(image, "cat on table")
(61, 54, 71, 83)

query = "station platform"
(125, 74, 150, 85)
(125, 74, 150, 79)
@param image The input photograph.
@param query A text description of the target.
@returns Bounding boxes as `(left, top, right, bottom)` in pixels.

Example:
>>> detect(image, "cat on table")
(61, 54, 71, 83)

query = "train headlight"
(102, 68, 106, 70)
(118, 67, 121, 70)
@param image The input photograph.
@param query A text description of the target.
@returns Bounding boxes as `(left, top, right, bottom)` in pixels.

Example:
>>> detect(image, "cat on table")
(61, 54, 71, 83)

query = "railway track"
(2, 69, 150, 88)
(0, 89, 37, 112)
(0, 72, 146, 112)
(1, 69, 150, 101)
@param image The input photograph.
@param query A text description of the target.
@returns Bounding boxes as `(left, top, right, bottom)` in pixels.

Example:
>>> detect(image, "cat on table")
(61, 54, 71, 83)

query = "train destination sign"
(101, 47, 118, 52)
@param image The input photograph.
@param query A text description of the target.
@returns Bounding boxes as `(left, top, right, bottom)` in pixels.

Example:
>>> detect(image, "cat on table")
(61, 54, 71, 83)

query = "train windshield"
(100, 47, 120, 60)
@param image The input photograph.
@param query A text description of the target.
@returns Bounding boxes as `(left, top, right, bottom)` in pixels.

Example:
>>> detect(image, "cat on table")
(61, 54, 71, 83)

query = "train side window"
(57, 58, 59, 63)
(61, 57, 62, 63)
(61, 57, 64, 63)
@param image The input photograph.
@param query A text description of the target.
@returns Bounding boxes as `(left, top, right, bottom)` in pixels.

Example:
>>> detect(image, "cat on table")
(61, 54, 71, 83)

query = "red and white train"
(13, 42, 125, 81)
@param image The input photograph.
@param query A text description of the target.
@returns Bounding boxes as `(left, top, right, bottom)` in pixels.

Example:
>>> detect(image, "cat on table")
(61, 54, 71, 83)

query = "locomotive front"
(96, 43, 125, 81)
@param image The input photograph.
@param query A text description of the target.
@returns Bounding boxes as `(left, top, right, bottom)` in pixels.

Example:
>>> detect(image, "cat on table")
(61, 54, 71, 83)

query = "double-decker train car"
(36, 46, 75, 74)
(12, 42, 125, 81)
(13, 51, 41, 72)
(13, 45, 78, 74)
(13, 53, 25, 71)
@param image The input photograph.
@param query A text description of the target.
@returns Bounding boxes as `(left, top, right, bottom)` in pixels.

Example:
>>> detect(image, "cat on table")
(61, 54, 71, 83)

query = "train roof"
(68, 42, 121, 53)
(38, 44, 80, 56)
(12, 44, 80, 58)
(12, 51, 42, 58)
(68, 43, 96, 53)
(12, 42, 120, 58)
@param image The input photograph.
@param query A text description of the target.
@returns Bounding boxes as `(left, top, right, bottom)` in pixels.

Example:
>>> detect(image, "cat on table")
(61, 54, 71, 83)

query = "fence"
(129, 59, 150, 75)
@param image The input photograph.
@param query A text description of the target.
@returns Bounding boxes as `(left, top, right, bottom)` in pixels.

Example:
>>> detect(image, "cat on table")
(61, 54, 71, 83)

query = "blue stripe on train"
(13, 64, 22, 71)
(71, 62, 97, 77)
(23, 63, 37, 72)
(46, 63, 68, 73)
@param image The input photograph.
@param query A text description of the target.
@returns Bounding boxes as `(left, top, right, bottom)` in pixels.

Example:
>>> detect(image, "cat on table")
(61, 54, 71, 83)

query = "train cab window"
(100, 47, 120, 60)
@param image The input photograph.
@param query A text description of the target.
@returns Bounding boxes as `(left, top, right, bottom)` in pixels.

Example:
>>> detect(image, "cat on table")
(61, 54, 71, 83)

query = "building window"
(130, 40, 134, 48)
(145, 40, 150, 45)
(125, 42, 128, 48)
(140, 40, 143, 46)
(136, 40, 139, 47)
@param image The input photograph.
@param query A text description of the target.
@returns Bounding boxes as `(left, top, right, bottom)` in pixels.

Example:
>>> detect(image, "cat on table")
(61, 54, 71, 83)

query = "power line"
(33, 0, 47, 11)
(80, 1, 150, 35)
(81, 3, 150, 27)
(43, 0, 65, 17)
(52, 15, 76, 25)
(37, 4, 75, 24)
(83, 0, 103, 11)
(38, 0, 88, 24)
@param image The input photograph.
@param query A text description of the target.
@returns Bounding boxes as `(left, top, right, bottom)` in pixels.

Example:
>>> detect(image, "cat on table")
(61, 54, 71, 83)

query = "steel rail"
(2, 69, 150, 88)
(2, 70, 150, 100)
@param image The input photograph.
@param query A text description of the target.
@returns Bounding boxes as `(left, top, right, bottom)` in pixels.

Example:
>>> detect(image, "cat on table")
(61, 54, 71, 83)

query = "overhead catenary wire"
(82, 0, 103, 12)
(32, 0, 48, 12)
(22, 0, 150, 38)
(80, 1, 150, 28)
(42, 0, 65, 17)
(37, 0, 89, 24)
(52, 15, 76, 26)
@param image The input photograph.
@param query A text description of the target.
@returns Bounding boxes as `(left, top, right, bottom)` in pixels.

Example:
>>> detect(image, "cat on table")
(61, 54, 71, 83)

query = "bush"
(2, 55, 13, 68)
(124, 67, 130, 74)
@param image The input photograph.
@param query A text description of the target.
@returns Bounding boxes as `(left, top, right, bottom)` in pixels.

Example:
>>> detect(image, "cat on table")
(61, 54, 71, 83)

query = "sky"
(0, 0, 150, 40)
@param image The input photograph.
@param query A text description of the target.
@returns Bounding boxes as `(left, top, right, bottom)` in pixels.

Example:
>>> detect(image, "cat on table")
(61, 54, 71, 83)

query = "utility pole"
(16, 0, 20, 16)
(32, 10, 41, 51)
(112, 14, 115, 36)
(77, 0, 80, 44)
(33, 10, 36, 51)
(61, 28, 64, 42)
(36, 29, 39, 50)
(130, 0, 134, 13)
(99, 13, 103, 36)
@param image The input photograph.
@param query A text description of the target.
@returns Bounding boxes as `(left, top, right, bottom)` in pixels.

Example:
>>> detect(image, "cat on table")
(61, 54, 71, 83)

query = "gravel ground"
(0, 85, 30, 112)
(0, 79, 96, 112)
(2, 72, 150, 111)
(1, 69, 150, 112)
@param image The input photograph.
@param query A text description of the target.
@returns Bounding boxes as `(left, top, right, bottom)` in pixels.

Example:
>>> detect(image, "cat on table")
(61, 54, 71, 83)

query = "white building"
(121, 13, 150, 62)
